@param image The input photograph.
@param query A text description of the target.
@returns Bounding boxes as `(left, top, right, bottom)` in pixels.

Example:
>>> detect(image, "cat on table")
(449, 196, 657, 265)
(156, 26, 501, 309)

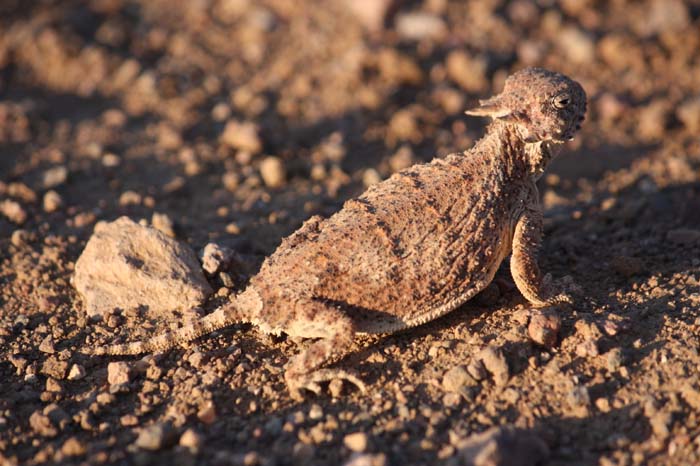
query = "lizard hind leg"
(283, 301, 366, 399)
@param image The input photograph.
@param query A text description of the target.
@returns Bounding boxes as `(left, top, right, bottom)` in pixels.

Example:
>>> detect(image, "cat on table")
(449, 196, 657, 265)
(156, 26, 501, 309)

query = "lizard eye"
(553, 94, 570, 109)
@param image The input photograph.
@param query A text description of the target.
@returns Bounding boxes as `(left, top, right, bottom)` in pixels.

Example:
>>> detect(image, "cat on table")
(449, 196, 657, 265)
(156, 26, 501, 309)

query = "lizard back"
(251, 127, 528, 334)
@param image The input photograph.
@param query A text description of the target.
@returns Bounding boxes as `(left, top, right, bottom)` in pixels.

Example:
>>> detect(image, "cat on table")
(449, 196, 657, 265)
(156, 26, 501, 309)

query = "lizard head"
(465, 67, 587, 144)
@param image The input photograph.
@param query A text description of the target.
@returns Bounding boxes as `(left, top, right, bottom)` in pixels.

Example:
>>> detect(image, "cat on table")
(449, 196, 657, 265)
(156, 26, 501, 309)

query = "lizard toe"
(285, 368, 367, 399)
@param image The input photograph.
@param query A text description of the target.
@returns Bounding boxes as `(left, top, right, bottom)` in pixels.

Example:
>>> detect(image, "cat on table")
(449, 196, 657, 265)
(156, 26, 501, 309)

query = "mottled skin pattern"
(84, 68, 587, 398)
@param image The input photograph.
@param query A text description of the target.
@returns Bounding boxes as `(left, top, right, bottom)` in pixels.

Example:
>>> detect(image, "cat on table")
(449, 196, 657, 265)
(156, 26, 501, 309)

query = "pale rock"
(74, 217, 212, 318)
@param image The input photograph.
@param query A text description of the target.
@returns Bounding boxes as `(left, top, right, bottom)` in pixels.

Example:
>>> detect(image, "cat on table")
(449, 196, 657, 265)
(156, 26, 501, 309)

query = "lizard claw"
(548, 292, 573, 305)
(286, 368, 367, 400)
(542, 274, 578, 305)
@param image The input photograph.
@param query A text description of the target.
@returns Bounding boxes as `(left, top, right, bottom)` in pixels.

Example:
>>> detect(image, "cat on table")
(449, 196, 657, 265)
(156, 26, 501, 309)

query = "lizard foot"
(542, 274, 578, 305)
(286, 368, 367, 400)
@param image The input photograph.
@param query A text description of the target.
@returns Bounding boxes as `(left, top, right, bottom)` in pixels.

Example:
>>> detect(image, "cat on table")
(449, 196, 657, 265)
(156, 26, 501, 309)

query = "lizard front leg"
(510, 193, 572, 307)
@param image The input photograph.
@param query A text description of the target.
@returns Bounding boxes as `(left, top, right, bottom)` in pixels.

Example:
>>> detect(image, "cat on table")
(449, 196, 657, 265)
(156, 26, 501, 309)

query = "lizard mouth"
(556, 126, 580, 142)
(564, 116, 585, 141)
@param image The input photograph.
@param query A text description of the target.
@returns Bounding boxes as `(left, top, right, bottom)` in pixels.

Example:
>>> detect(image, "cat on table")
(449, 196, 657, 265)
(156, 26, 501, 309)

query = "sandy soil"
(1, 0, 700, 464)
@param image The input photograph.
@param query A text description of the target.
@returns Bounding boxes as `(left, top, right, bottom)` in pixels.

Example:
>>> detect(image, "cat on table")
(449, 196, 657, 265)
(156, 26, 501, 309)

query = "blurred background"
(1, 0, 699, 249)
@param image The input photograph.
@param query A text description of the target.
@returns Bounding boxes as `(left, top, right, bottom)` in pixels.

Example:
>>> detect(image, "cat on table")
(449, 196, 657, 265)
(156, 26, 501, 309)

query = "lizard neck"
(525, 140, 563, 181)
(475, 120, 563, 181)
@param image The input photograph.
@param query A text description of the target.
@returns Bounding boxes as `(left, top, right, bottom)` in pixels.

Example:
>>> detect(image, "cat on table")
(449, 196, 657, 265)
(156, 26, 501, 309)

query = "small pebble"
(388, 145, 414, 172)
(395, 12, 446, 41)
(120, 414, 138, 426)
(41, 357, 68, 379)
(7, 182, 37, 202)
(45, 378, 62, 393)
(344, 453, 387, 466)
(96, 392, 115, 405)
(259, 156, 286, 188)
(197, 402, 217, 424)
(528, 308, 561, 348)
(602, 318, 624, 336)
(442, 366, 474, 394)
(200, 242, 235, 275)
(308, 404, 323, 420)
(576, 340, 599, 358)
(102, 153, 121, 167)
(649, 412, 671, 439)
(211, 103, 231, 121)
(0, 199, 27, 225)
(222, 172, 239, 192)
(39, 335, 55, 354)
(677, 97, 700, 133)
(67, 364, 86, 381)
(344, 0, 392, 32)
(446, 51, 488, 93)
(10, 229, 30, 247)
(119, 190, 142, 206)
(220, 120, 262, 153)
(606, 348, 624, 371)
(477, 346, 510, 386)
(8, 354, 27, 374)
(29, 411, 57, 437)
(61, 437, 86, 457)
(466, 359, 488, 381)
(43, 190, 63, 213)
(107, 362, 131, 386)
(329, 378, 344, 398)
(43, 166, 68, 188)
(135, 422, 176, 450)
(344, 432, 369, 452)
(596, 398, 611, 413)
(180, 428, 203, 452)
(157, 123, 182, 149)
(567, 385, 591, 408)
(151, 212, 175, 237)
(442, 392, 462, 408)
(362, 168, 382, 187)
(557, 27, 594, 64)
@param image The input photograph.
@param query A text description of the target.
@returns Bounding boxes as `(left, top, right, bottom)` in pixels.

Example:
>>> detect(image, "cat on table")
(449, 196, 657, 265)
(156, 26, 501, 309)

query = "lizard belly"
(353, 226, 512, 334)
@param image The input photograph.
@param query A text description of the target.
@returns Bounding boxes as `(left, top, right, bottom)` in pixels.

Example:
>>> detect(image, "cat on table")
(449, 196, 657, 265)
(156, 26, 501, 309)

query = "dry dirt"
(1, 1, 700, 465)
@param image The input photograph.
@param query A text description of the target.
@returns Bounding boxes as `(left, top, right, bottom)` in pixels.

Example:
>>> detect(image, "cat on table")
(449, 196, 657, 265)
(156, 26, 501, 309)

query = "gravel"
(2, 1, 700, 464)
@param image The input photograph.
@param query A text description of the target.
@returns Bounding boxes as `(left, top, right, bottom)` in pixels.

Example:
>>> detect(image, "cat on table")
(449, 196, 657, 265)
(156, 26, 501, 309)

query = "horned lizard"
(83, 68, 587, 398)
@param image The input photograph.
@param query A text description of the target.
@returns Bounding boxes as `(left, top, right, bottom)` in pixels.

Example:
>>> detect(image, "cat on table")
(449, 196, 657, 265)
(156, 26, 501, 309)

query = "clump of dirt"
(1, 1, 700, 465)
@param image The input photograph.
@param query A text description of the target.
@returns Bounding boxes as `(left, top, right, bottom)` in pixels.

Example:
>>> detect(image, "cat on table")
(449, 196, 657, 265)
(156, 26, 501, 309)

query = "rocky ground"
(1, 0, 700, 465)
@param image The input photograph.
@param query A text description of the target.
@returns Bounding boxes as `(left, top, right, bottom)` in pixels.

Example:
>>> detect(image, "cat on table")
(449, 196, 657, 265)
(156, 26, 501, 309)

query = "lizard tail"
(82, 287, 262, 356)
